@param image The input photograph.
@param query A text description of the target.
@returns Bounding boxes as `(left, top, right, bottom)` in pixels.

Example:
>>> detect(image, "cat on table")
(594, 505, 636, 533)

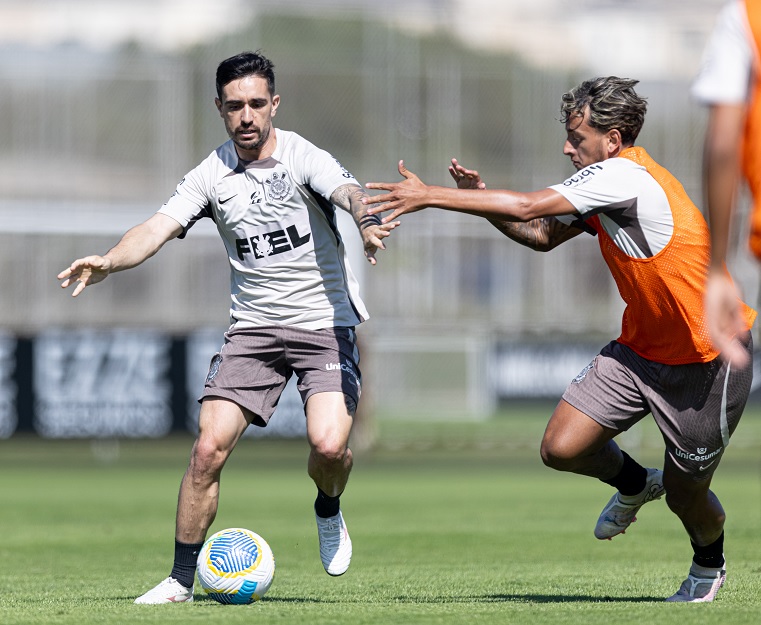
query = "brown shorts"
(562, 336, 753, 480)
(200, 325, 361, 427)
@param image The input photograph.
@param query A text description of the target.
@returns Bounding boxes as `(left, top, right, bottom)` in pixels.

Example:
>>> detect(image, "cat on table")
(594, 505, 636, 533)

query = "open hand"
(57, 255, 113, 297)
(364, 160, 429, 222)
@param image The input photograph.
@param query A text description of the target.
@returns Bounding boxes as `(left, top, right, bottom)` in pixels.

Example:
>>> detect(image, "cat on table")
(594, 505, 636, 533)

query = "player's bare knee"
(540, 438, 574, 471)
(311, 438, 350, 465)
(664, 486, 719, 521)
(190, 439, 229, 476)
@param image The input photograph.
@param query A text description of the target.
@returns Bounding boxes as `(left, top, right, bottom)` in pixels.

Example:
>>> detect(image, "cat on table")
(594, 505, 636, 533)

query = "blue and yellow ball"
(196, 528, 275, 604)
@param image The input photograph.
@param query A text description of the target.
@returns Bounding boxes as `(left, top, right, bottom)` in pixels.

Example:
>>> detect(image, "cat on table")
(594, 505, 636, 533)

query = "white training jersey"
(692, 0, 753, 105)
(159, 128, 369, 330)
(549, 157, 674, 259)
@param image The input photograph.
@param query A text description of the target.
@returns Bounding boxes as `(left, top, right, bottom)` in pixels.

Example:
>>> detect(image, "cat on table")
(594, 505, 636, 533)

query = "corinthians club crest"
(264, 171, 292, 201)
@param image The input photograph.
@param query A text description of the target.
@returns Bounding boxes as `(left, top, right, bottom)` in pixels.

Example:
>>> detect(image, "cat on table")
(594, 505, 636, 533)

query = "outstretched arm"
(331, 182, 400, 265)
(366, 160, 575, 222)
(365, 160, 581, 250)
(58, 212, 183, 297)
(702, 102, 750, 366)
(447, 158, 583, 251)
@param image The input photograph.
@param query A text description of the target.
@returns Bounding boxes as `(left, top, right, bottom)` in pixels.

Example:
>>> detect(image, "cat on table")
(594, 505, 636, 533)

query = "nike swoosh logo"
(699, 461, 717, 471)
(219, 194, 237, 204)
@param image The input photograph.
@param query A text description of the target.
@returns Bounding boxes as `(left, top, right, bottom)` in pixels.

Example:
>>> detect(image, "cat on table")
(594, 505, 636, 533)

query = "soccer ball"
(196, 528, 275, 604)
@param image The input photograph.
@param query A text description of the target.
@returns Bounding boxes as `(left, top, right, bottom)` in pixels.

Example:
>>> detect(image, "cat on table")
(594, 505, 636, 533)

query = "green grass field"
(1, 405, 760, 625)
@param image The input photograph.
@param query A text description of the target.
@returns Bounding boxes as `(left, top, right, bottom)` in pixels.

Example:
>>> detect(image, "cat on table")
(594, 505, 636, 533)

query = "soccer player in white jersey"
(364, 77, 755, 603)
(58, 51, 398, 603)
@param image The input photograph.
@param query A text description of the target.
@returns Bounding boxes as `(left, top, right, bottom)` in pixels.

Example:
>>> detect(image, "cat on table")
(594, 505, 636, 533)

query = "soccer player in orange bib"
(364, 77, 755, 603)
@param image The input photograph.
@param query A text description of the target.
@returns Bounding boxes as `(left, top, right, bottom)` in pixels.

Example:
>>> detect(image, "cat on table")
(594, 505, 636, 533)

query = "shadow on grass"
(478, 593, 663, 604)
(253, 593, 664, 605)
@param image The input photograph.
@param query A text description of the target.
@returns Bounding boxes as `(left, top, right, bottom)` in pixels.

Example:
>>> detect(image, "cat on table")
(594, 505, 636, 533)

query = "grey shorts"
(562, 337, 753, 480)
(200, 325, 362, 427)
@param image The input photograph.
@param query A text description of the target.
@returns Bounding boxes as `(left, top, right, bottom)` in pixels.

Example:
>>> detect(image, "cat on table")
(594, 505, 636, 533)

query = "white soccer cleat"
(316, 509, 352, 576)
(666, 561, 726, 603)
(134, 576, 194, 604)
(594, 467, 664, 540)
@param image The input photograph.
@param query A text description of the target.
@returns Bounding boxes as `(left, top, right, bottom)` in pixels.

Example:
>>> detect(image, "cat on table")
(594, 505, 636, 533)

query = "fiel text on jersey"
(236, 225, 311, 260)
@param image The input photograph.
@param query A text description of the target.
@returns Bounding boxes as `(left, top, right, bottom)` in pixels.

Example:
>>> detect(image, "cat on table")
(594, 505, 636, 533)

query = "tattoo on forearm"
(487, 216, 580, 251)
(330, 183, 358, 209)
(331, 183, 376, 229)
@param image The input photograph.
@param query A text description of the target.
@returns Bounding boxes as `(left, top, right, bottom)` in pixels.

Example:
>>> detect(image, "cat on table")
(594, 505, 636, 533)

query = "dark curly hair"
(560, 77, 647, 145)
